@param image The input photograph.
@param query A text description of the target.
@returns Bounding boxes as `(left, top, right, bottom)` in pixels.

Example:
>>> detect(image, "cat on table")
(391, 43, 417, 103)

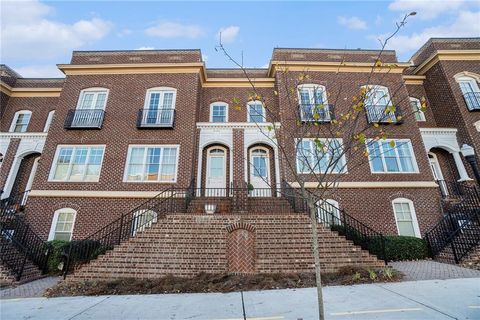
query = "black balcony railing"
(299, 104, 334, 122)
(137, 108, 175, 128)
(64, 109, 105, 129)
(366, 104, 402, 124)
(463, 92, 480, 111)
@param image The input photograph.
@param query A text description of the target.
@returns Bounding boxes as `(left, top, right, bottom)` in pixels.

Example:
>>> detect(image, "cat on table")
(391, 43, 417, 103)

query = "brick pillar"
(232, 129, 248, 213)
(0, 138, 20, 196)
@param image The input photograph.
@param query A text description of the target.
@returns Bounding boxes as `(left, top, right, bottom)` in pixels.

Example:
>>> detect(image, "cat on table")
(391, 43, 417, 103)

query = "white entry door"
(206, 148, 226, 196)
(428, 153, 447, 196)
(250, 148, 271, 197)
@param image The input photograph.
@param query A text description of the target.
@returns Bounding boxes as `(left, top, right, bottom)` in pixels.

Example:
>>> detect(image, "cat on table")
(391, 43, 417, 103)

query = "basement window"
(392, 198, 420, 238)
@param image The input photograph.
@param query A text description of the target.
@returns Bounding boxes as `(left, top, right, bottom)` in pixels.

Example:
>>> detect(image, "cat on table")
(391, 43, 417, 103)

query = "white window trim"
(392, 198, 421, 238)
(366, 139, 419, 174)
(48, 208, 77, 241)
(209, 102, 229, 123)
(143, 87, 177, 109)
(247, 100, 266, 123)
(456, 76, 480, 92)
(297, 84, 328, 104)
(48, 145, 106, 182)
(76, 87, 110, 110)
(123, 144, 180, 183)
(296, 138, 348, 174)
(362, 85, 392, 106)
(9, 110, 32, 133)
(43, 110, 55, 132)
(409, 97, 426, 122)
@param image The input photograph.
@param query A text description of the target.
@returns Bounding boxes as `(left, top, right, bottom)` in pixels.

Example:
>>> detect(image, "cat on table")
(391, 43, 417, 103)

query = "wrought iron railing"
(63, 187, 187, 277)
(425, 182, 480, 263)
(436, 179, 480, 200)
(299, 104, 334, 122)
(281, 180, 386, 262)
(64, 109, 105, 129)
(365, 104, 402, 124)
(137, 108, 175, 128)
(463, 92, 480, 111)
(0, 216, 50, 281)
(0, 190, 30, 218)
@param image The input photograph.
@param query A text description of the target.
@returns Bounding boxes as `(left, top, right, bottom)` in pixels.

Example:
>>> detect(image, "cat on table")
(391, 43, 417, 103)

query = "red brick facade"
(1, 39, 479, 278)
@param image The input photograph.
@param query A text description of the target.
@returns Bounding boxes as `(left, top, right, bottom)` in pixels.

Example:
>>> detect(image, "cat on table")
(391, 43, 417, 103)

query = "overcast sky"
(1, 0, 479, 78)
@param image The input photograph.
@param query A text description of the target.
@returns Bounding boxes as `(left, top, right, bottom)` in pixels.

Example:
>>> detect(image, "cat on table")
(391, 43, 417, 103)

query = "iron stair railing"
(425, 181, 480, 264)
(1, 190, 30, 218)
(1, 216, 50, 281)
(63, 187, 187, 277)
(281, 180, 386, 262)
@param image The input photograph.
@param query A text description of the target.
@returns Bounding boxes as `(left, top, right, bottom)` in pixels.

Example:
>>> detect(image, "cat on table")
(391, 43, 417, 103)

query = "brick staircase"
(69, 214, 384, 281)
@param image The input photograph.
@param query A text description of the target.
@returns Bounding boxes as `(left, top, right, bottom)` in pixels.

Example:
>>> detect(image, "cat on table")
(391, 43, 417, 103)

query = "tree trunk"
(308, 199, 325, 320)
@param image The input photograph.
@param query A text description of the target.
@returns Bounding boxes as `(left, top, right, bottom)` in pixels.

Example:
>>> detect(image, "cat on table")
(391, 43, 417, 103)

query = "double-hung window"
(392, 198, 420, 237)
(296, 138, 346, 174)
(297, 84, 331, 121)
(409, 97, 425, 121)
(125, 145, 179, 182)
(367, 139, 418, 173)
(457, 77, 480, 111)
(50, 145, 105, 182)
(142, 88, 176, 126)
(48, 208, 77, 241)
(247, 101, 265, 123)
(210, 102, 228, 122)
(9, 110, 32, 133)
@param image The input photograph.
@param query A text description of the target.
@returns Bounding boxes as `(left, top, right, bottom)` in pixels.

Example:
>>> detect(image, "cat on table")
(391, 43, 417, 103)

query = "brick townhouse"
(1, 37, 479, 282)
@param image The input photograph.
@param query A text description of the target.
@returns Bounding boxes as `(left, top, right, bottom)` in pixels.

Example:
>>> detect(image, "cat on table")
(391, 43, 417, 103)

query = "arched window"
(409, 97, 425, 121)
(456, 76, 480, 111)
(247, 100, 265, 123)
(43, 110, 55, 132)
(316, 199, 340, 226)
(297, 84, 331, 122)
(9, 110, 32, 133)
(362, 85, 396, 123)
(392, 198, 420, 238)
(48, 208, 77, 241)
(131, 209, 158, 236)
(210, 102, 228, 123)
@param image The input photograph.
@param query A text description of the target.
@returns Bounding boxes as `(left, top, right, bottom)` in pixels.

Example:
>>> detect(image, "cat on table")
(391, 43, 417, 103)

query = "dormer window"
(210, 102, 228, 123)
(297, 84, 332, 122)
(9, 110, 32, 133)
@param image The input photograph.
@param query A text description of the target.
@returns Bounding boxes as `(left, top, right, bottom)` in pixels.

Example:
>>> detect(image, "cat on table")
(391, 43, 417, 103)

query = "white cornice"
(196, 122, 281, 129)
(0, 132, 48, 140)
(288, 181, 439, 188)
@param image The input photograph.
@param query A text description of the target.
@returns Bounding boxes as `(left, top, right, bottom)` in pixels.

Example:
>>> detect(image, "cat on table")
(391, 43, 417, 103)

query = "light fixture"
(461, 144, 475, 158)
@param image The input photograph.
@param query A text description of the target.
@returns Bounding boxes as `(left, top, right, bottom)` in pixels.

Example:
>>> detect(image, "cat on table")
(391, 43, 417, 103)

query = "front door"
(429, 153, 448, 196)
(250, 148, 271, 197)
(206, 148, 226, 196)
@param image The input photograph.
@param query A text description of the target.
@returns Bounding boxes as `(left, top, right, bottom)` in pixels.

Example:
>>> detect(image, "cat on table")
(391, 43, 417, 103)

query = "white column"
(451, 151, 471, 181)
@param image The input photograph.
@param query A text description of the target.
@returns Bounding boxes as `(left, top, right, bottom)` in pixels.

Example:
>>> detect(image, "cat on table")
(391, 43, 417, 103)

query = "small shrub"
(382, 236, 429, 261)
(352, 272, 362, 282)
(44, 240, 69, 273)
(382, 267, 394, 280)
(367, 269, 377, 281)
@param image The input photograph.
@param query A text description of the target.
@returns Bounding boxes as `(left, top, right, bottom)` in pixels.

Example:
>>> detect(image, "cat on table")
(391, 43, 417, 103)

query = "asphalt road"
(1, 278, 479, 320)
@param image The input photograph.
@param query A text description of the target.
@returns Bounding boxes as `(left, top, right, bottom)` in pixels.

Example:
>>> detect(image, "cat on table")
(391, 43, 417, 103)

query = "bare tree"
(216, 12, 421, 320)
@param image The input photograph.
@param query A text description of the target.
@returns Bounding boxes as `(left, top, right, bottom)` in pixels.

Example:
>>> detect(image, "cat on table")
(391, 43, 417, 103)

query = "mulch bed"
(44, 266, 403, 297)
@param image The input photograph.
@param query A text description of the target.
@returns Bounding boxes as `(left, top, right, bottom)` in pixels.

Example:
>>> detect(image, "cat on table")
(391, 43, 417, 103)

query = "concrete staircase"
(69, 214, 384, 281)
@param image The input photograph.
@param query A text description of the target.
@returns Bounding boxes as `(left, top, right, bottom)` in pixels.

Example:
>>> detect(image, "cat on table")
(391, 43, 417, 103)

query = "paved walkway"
(1, 278, 479, 320)
(390, 260, 480, 281)
(0, 276, 61, 299)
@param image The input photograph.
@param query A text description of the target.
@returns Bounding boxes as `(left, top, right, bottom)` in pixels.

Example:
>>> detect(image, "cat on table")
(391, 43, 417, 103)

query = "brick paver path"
(391, 260, 480, 281)
(0, 276, 61, 299)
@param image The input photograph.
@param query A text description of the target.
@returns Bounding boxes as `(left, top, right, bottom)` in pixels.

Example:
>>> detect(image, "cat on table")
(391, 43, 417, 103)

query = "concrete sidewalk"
(1, 278, 479, 320)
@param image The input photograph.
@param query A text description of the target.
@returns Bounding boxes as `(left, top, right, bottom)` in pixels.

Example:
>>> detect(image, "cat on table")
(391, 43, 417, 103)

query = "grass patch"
(45, 266, 403, 297)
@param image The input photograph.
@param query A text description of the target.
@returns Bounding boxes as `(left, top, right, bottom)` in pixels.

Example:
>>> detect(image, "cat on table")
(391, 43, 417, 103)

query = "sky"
(1, 0, 479, 78)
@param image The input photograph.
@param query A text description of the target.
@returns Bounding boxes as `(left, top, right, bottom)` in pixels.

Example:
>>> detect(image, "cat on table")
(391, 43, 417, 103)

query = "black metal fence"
(366, 104, 403, 124)
(0, 216, 50, 281)
(425, 182, 480, 263)
(137, 108, 175, 128)
(64, 109, 105, 129)
(0, 190, 29, 218)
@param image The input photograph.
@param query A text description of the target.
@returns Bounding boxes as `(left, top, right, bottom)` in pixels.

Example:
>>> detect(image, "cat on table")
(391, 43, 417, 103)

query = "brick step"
(69, 214, 384, 281)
